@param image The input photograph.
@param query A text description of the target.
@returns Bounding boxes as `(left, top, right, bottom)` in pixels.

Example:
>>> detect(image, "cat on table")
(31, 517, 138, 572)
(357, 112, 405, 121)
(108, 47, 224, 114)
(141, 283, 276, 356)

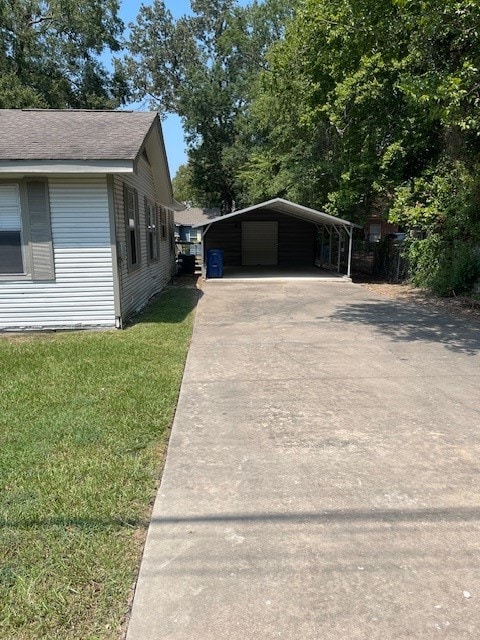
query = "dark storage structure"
(194, 198, 359, 279)
(204, 210, 315, 268)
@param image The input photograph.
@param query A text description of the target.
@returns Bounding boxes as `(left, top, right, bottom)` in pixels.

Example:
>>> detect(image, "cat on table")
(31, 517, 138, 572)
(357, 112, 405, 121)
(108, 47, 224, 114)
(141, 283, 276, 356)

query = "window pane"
(0, 231, 24, 273)
(129, 229, 137, 265)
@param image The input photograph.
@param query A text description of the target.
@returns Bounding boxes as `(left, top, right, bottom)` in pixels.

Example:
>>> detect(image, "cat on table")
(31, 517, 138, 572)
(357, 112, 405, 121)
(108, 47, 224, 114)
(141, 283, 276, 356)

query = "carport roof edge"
(192, 198, 362, 229)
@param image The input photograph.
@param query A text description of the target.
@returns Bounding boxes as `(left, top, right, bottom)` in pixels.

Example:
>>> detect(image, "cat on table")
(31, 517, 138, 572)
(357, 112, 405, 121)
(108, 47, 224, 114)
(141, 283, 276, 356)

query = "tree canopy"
(124, 0, 297, 211)
(235, 0, 480, 294)
(0, 0, 126, 109)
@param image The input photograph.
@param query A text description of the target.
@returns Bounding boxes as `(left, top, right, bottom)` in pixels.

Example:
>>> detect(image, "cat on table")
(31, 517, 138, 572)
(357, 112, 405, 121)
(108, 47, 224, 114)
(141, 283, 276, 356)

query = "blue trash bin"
(207, 249, 224, 278)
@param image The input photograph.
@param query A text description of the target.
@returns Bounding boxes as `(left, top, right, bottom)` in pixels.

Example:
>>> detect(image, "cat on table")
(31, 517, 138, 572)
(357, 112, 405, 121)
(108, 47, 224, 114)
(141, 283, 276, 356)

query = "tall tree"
(241, 0, 480, 293)
(0, 0, 126, 109)
(125, 0, 297, 210)
(243, 0, 480, 220)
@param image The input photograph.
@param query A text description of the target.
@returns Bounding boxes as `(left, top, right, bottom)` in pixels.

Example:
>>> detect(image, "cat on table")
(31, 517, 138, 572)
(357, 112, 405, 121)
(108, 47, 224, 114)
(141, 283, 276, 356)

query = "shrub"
(407, 235, 480, 296)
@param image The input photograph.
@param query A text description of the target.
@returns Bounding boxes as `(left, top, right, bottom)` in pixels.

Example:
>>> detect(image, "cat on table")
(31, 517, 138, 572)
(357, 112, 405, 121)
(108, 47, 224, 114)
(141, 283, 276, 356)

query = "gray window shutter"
(26, 180, 55, 281)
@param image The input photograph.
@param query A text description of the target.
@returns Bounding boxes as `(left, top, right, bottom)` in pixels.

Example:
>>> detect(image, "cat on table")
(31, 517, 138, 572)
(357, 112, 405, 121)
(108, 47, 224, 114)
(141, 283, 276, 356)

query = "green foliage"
(389, 159, 480, 232)
(233, 0, 480, 294)
(125, 0, 298, 210)
(0, 0, 126, 109)
(407, 236, 480, 296)
(172, 164, 195, 206)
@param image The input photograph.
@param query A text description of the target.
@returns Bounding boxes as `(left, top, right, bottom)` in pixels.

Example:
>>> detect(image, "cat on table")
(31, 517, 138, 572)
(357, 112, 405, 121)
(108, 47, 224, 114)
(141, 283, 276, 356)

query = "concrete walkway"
(126, 280, 480, 640)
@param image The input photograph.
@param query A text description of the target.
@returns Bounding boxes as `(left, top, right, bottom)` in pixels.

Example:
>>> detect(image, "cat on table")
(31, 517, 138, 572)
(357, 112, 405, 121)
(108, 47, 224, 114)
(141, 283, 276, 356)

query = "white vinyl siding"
(0, 178, 116, 330)
(114, 156, 174, 321)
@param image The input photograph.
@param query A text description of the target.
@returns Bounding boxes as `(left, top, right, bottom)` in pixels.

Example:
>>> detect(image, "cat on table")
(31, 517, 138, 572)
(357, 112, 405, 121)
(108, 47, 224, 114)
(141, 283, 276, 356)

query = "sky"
(117, 0, 251, 178)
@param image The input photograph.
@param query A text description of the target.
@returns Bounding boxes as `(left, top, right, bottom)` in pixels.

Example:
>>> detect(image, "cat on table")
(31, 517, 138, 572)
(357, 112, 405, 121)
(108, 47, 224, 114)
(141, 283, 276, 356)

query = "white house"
(0, 109, 177, 330)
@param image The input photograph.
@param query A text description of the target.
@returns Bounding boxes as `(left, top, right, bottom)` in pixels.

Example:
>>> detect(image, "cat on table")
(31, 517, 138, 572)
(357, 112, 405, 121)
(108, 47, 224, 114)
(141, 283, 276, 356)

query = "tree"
(241, 0, 445, 218)
(241, 0, 480, 292)
(172, 163, 204, 207)
(124, 0, 297, 210)
(0, 0, 126, 109)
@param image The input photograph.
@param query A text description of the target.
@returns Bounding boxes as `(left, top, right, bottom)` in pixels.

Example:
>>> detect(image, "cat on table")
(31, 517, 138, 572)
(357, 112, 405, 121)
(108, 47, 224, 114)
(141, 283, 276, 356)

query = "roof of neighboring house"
(0, 109, 158, 160)
(174, 207, 221, 226)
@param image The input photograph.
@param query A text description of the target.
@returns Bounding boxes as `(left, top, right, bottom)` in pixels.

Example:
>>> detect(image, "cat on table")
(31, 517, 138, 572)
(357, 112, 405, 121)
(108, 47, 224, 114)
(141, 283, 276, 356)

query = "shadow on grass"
(0, 516, 148, 530)
(330, 299, 480, 355)
(128, 281, 202, 327)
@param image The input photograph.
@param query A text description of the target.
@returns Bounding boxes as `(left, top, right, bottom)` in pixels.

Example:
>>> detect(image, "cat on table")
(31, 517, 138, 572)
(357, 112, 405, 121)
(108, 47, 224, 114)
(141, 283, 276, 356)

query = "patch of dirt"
(358, 281, 480, 324)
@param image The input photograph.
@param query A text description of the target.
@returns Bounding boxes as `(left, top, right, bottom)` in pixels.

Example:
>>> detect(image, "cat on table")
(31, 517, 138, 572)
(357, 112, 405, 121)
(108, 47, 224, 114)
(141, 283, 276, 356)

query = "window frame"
(0, 183, 25, 276)
(369, 223, 382, 243)
(124, 184, 141, 272)
(159, 205, 167, 241)
(0, 181, 33, 281)
(145, 197, 159, 264)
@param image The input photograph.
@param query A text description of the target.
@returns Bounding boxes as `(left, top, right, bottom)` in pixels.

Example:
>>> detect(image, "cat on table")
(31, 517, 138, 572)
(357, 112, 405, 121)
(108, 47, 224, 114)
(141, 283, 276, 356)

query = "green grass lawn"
(0, 285, 199, 640)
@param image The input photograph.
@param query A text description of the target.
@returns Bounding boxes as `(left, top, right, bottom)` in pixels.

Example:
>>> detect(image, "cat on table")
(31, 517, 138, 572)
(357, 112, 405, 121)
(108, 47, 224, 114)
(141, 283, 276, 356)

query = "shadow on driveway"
(153, 506, 480, 526)
(330, 299, 480, 355)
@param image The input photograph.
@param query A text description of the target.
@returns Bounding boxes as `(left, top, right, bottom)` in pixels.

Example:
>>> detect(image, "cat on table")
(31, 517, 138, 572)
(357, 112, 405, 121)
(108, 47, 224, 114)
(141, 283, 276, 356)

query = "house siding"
(113, 156, 174, 322)
(0, 177, 116, 330)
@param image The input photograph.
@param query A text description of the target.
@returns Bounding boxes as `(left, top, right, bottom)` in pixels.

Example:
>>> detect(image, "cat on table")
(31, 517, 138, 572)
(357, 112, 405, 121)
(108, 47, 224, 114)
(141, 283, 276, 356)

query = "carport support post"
(334, 225, 342, 273)
(321, 226, 325, 267)
(346, 225, 353, 278)
(315, 224, 324, 267)
(328, 227, 333, 269)
(338, 227, 342, 273)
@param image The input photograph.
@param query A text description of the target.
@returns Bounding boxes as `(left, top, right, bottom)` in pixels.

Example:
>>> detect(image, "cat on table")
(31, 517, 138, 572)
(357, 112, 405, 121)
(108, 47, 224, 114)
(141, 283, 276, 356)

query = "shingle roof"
(0, 109, 158, 161)
(174, 207, 221, 226)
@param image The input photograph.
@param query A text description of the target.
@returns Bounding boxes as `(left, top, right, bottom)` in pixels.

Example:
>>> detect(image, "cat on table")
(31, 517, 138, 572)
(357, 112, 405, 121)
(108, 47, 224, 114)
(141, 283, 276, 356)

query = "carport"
(193, 198, 360, 279)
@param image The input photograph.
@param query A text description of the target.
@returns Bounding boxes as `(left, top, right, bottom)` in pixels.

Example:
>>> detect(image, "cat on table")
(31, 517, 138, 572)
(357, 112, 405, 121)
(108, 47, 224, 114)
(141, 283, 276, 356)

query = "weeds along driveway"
(127, 280, 480, 640)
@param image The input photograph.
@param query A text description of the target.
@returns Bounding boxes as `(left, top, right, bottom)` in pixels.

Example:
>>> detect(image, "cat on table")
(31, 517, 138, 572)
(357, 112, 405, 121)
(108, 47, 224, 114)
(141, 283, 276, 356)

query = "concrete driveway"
(126, 280, 480, 640)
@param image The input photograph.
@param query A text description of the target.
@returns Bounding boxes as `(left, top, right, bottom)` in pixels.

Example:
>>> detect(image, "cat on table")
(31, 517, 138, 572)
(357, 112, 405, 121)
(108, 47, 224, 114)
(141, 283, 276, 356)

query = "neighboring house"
(0, 109, 177, 330)
(174, 207, 220, 243)
(174, 207, 220, 259)
(365, 215, 399, 242)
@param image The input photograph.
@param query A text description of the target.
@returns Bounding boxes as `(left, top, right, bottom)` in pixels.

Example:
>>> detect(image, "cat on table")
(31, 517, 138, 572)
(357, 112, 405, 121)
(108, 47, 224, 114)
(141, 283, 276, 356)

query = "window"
(159, 205, 167, 240)
(369, 223, 381, 243)
(168, 210, 175, 251)
(145, 198, 158, 263)
(0, 184, 24, 274)
(0, 180, 54, 281)
(124, 185, 140, 270)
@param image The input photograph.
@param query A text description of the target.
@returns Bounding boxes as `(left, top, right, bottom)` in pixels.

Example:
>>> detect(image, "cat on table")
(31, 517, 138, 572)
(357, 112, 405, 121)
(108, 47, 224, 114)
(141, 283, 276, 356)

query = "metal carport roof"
(193, 198, 361, 279)
(192, 198, 361, 230)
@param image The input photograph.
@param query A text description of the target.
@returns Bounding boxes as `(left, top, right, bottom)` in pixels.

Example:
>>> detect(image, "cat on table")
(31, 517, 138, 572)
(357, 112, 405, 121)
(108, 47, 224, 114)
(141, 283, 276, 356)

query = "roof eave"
(0, 159, 134, 174)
